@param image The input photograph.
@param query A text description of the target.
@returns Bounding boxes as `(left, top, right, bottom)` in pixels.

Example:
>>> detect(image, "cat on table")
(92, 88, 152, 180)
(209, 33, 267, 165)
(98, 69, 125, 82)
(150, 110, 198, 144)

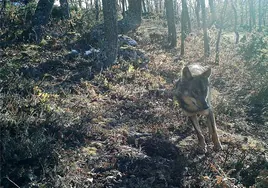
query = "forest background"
(0, 0, 268, 187)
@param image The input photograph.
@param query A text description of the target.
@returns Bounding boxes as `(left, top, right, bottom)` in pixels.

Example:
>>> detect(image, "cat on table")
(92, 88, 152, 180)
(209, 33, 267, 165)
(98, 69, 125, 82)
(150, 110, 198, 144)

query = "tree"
(200, 0, 210, 57)
(95, 0, 99, 21)
(146, 0, 151, 12)
(155, 0, 159, 13)
(118, 0, 142, 33)
(142, 0, 147, 13)
(185, 0, 191, 33)
(102, 0, 118, 68)
(121, 0, 126, 18)
(31, 0, 55, 43)
(181, 0, 191, 55)
(195, 0, 201, 28)
(258, 0, 262, 31)
(248, 0, 256, 31)
(1, 0, 7, 12)
(262, 1, 267, 26)
(60, 0, 71, 19)
(208, 0, 216, 27)
(231, 0, 239, 44)
(165, 0, 177, 48)
(128, 0, 142, 25)
(215, 0, 228, 64)
(240, 0, 244, 27)
(78, 0, 82, 9)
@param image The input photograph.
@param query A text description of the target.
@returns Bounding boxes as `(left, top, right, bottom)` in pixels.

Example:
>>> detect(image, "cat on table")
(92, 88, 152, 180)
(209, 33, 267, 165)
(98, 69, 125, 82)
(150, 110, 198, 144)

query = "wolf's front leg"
(189, 115, 207, 153)
(207, 109, 222, 151)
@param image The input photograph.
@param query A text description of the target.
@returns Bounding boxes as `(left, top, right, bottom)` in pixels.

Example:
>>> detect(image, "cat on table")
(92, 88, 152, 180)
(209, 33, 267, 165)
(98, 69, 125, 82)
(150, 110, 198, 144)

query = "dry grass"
(0, 18, 267, 188)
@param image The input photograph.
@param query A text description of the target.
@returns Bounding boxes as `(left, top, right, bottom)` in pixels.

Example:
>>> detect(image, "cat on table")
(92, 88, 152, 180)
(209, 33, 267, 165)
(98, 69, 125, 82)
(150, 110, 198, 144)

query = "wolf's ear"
(182, 66, 192, 79)
(202, 67, 211, 78)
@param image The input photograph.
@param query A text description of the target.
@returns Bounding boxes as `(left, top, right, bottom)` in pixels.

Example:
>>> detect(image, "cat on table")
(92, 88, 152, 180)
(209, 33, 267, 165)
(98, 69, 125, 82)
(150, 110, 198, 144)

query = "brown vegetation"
(1, 8, 268, 188)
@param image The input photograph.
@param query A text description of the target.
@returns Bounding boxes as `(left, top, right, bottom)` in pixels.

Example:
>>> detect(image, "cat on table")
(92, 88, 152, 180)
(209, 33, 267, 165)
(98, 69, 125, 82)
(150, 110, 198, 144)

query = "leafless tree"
(102, 0, 118, 67)
(165, 0, 177, 48)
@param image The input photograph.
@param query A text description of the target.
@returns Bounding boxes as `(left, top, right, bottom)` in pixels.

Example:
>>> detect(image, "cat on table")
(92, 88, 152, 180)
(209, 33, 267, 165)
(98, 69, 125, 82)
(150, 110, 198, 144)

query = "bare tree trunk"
(181, 0, 191, 55)
(1, 0, 7, 12)
(78, 0, 82, 9)
(128, 0, 142, 24)
(159, 0, 163, 13)
(146, 0, 150, 12)
(174, 0, 179, 18)
(231, 0, 239, 44)
(263, 1, 268, 26)
(208, 0, 216, 27)
(154, 0, 158, 13)
(215, 0, 228, 64)
(102, 0, 118, 68)
(200, 0, 210, 57)
(249, 0, 255, 31)
(60, 0, 71, 19)
(258, 0, 262, 31)
(32, 0, 55, 43)
(0, 0, 7, 27)
(121, 0, 126, 18)
(185, 0, 191, 33)
(142, 0, 147, 13)
(195, 0, 201, 28)
(165, 0, 177, 48)
(245, 0, 248, 27)
(240, 0, 244, 27)
(95, 0, 99, 21)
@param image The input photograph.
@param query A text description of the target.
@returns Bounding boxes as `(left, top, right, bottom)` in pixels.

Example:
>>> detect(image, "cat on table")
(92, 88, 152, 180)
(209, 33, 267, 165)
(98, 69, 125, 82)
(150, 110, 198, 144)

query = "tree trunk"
(165, 0, 177, 48)
(78, 0, 82, 9)
(231, 0, 239, 44)
(121, 0, 126, 18)
(95, 0, 99, 21)
(128, 0, 142, 25)
(174, 0, 179, 18)
(200, 0, 210, 57)
(195, 0, 201, 28)
(142, 0, 147, 13)
(245, 0, 248, 27)
(32, 0, 55, 43)
(240, 0, 244, 27)
(215, 0, 228, 64)
(0, 0, 7, 27)
(208, 0, 216, 27)
(263, 1, 268, 26)
(249, 0, 255, 31)
(185, 0, 191, 33)
(155, 0, 159, 13)
(146, 0, 150, 12)
(60, 0, 70, 19)
(181, 0, 190, 55)
(258, 0, 262, 31)
(102, 0, 118, 68)
(159, 0, 163, 13)
(1, 0, 7, 11)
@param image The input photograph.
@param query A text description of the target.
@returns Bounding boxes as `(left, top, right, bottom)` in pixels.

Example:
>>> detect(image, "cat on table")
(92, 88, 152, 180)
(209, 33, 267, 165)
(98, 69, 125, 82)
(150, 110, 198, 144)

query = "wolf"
(174, 64, 222, 153)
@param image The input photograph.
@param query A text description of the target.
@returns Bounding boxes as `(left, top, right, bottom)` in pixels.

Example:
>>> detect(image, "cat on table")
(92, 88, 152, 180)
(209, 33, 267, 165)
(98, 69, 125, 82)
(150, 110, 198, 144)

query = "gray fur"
(174, 64, 222, 153)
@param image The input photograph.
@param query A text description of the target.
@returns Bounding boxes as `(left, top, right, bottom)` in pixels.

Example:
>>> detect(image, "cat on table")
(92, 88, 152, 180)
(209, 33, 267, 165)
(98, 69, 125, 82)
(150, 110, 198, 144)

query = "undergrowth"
(0, 9, 268, 188)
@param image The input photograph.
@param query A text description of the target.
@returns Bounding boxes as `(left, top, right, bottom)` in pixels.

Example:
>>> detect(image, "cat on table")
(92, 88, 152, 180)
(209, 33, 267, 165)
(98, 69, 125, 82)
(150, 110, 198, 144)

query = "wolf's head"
(175, 65, 211, 113)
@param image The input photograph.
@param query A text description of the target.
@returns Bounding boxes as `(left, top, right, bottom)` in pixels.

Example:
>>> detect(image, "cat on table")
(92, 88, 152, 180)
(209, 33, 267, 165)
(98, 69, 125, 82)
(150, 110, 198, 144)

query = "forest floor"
(1, 18, 268, 188)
